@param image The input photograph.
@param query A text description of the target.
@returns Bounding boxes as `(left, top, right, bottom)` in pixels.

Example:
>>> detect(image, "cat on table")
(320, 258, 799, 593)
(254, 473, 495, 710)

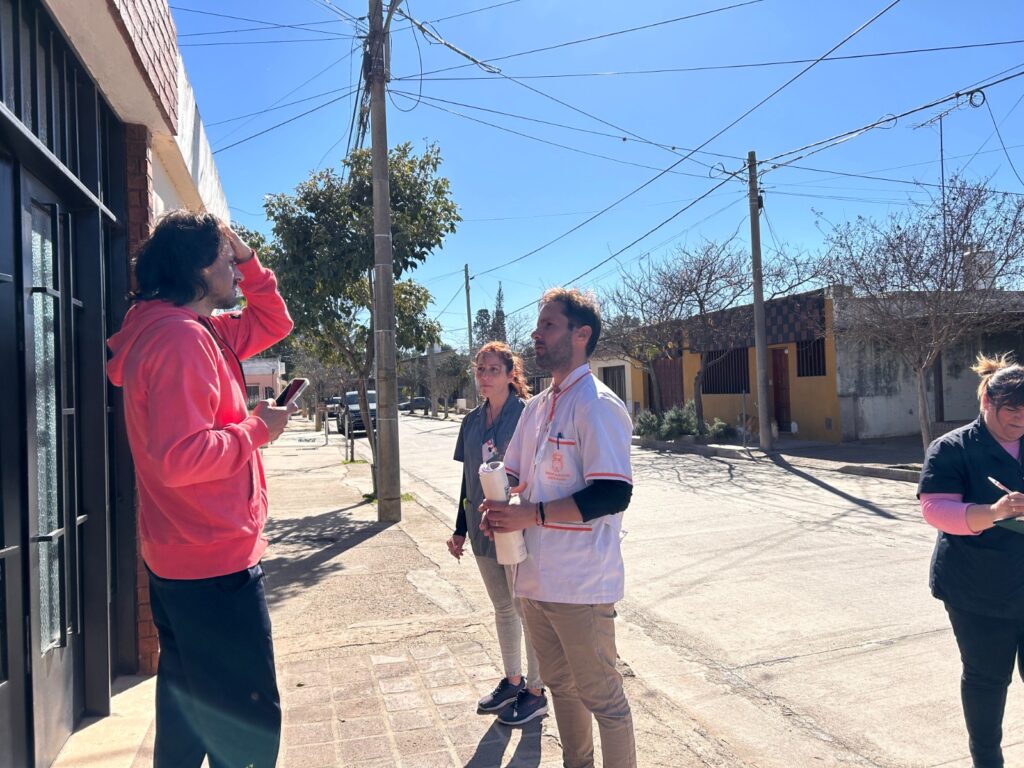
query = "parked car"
(399, 396, 431, 412)
(324, 396, 343, 418)
(338, 390, 377, 436)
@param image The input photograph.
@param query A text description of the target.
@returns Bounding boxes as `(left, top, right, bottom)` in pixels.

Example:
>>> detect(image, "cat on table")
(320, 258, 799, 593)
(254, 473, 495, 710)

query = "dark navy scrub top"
(919, 417, 1024, 618)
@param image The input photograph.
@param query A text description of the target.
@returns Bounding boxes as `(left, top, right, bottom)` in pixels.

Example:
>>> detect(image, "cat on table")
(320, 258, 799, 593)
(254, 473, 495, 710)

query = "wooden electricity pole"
(747, 150, 772, 452)
(368, 0, 402, 521)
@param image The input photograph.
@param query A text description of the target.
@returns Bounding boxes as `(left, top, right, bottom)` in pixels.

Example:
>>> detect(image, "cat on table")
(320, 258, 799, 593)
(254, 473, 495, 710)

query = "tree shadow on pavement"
(463, 720, 543, 768)
(260, 501, 397, 605)
(768, 454, 898, 519)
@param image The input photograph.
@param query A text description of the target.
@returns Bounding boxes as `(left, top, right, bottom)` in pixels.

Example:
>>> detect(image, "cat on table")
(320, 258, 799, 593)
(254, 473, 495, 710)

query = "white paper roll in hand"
(479, 461, 528, 565)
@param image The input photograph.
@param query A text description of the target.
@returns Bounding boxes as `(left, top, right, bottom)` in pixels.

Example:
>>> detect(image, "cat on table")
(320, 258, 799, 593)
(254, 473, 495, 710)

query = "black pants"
(148, 564, 281, 768)
(946, 604, 1024, 768)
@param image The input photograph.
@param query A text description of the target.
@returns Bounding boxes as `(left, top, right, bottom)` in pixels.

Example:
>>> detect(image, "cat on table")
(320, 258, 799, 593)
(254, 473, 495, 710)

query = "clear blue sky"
(172, 1, 1024, 347)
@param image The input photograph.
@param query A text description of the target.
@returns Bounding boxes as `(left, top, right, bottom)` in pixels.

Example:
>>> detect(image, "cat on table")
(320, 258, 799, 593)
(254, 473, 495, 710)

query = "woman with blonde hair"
(447, 341, 547, 725)
(919, 352, 1024, 767)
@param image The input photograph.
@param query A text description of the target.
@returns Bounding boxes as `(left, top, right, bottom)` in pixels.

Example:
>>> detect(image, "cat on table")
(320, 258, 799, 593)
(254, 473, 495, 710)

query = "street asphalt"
(389, 412, 1024, 768)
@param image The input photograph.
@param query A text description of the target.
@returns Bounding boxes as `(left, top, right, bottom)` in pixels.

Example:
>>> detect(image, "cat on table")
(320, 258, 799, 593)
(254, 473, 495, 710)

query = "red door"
(771, 349, 791, 432)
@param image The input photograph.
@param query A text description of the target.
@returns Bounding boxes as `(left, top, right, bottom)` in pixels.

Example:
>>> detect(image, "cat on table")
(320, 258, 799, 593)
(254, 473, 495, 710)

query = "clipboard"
(995, 517, 1024, 534)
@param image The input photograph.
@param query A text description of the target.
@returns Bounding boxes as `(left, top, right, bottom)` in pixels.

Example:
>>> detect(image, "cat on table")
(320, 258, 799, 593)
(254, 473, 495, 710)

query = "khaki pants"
(521, 599, 636, 768)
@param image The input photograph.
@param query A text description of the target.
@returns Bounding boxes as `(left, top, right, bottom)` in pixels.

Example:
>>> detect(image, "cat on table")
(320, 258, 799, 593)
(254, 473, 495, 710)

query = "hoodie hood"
(107, 301, 199, 386)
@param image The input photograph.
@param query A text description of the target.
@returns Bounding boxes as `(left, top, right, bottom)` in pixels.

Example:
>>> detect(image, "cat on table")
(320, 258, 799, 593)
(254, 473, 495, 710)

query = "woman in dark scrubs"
(919, 354, 1024, 768)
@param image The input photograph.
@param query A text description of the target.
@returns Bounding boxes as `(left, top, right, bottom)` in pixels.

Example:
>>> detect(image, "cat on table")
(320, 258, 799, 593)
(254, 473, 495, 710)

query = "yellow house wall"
(677, 309, 841, 441)
(630, 364, 647, 412)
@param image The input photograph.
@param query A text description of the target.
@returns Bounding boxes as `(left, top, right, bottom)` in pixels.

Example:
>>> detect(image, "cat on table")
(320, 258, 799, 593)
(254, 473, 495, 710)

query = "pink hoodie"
(106, 255, 293, 579)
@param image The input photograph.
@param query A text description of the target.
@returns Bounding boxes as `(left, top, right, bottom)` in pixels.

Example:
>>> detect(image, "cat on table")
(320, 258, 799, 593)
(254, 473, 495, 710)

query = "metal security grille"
(702, 349, 750, 394)
(796, 338, 827, 377)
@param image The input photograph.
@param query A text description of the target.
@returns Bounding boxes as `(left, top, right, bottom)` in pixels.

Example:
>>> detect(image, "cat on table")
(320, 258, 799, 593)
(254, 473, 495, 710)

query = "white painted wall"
(149, 57, 228, 220)
(592, 355, 639, 414)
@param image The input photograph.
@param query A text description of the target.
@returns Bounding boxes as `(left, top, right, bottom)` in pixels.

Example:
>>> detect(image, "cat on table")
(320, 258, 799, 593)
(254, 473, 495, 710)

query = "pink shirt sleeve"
(920, 493, 977, 536)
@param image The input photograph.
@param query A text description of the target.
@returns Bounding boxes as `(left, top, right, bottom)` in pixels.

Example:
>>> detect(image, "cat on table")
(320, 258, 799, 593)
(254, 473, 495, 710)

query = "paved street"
(389, 413, 1024, 768)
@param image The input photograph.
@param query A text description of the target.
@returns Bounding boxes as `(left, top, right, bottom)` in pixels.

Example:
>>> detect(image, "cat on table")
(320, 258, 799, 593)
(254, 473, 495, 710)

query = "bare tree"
(433, 350, 470, 417)
(665, 236, 824, 433)
(824, 176, 1024, 450)
(603, 257, 686, 414)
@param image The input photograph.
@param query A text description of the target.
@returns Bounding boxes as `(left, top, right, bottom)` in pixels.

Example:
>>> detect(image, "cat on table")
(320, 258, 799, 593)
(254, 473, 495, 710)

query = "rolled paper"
(479, 461, 528, 565)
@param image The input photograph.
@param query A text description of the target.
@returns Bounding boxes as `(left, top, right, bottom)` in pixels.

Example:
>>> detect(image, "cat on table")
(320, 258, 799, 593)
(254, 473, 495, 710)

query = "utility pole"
(464, 264, 477, 408)
(427, 343, 438, 417)
(747, 150, 772, 452)
(368, 0, 401, 521)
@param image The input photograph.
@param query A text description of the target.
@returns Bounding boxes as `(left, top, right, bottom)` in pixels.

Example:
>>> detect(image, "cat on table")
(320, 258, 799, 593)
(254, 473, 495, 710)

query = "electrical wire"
(207, 87, 353, 127)
(386, 88, 737, 162)
(432, 284, 464, 320)
(387, 91, 715, 180)
(984, 96, 1024, 188)
(180, 20, 347, 38)
(390, 0, 424, 113)
(472, 0, 905, 280)
(171, 5, 360, 37)
(213, 90, 358, 155)
(761, 66, 1024, 171)
(181, 37, 355, 47)
(399, 39, 1024, 81)
(400, 0, 764, 80)
(212, 51, 358, 146)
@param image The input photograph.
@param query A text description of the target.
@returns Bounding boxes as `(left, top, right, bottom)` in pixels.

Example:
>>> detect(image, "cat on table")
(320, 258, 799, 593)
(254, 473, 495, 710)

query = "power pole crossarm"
(369, 0, 401, 521)
(748, 150, 773, 452)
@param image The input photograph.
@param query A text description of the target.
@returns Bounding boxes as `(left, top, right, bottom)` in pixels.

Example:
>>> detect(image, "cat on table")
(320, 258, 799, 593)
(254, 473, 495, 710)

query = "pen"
(988, 476, 1013, 494)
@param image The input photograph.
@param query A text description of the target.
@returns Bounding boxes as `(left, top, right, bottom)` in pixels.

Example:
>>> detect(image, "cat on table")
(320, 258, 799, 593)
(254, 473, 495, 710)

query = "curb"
(631, 436, 921, 483)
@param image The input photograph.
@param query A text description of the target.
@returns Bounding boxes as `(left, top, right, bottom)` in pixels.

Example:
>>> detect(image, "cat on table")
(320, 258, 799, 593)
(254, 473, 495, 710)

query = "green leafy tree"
(472, 309, 492, 347)
(491, 283, 507, 343)
(260, 143, 459, 479)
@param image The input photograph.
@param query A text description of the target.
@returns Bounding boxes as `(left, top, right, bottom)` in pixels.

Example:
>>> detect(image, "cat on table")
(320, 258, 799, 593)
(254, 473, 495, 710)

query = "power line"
(212, 51, 358, 146)
(388, 91, 716, 180)
(181, 37, 355, 47)
(213, 90, 358, 155)
(472, 0, 905, 280)
(399, 0, 765, 80)
(433, 284, 464, 320)
(387, 88, 737, 162)
(399, 39, 1024, 81)
(180, 20, 348, 38)
(170, 5, 361, 36)
(761, 66, 1024, 171)
(984, 95, 1024, 188)
(207, 87, 352, 126)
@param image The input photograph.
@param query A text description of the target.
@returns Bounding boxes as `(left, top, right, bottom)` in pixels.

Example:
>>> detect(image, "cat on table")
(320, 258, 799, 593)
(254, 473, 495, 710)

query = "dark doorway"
(0, 153, 29, 768)
(771, 348, 792, 433)
(600, 365, 627, 402)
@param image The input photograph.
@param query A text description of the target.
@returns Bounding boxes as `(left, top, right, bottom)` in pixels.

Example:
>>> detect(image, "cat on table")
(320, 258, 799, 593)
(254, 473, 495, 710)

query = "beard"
(535, 338, 572, 372)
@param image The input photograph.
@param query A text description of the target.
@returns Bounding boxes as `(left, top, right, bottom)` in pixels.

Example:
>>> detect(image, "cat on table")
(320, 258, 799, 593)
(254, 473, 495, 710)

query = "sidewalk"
(633, 432, 926, 483)
(55, 418, 687, 767)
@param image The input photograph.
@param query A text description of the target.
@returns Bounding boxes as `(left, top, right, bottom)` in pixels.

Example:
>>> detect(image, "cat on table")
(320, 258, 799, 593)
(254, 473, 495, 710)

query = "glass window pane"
(32, 202, 62, 652)
(31, 202, 54, 288)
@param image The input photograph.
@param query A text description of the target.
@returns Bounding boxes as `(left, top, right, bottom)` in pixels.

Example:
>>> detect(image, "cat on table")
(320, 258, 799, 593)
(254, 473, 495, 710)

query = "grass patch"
(342, 459, 368, 465)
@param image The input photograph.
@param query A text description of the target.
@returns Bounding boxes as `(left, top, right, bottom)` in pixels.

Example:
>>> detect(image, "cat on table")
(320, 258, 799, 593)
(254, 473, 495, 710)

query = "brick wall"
(125, 122, 159, 674)
(108, 0, 179, 133)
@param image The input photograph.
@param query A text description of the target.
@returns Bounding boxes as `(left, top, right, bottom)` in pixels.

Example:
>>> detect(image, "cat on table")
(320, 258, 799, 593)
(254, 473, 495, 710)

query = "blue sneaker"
(497, 687, 548, 725)
(478, 677, 525, 712)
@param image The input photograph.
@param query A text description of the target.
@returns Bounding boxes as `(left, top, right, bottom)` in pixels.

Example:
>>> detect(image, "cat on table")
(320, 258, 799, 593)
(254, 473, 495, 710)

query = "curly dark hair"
(130, 210, 225, 305)
(540, 286, 602, 357)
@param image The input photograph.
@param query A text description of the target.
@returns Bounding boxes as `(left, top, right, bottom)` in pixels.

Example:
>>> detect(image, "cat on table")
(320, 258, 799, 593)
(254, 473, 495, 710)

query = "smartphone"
(275, 378, 309, 407)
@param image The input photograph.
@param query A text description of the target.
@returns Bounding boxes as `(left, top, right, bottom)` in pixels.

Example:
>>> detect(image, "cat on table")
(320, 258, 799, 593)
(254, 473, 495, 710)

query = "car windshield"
(346, 392, 377, 405)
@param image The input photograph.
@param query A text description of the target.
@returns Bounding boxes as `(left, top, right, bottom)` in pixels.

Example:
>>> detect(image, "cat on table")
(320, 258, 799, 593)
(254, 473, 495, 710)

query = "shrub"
(633, 410, 660, 438)
(659, 402, 697, 440)
(707, 417, 737, 441)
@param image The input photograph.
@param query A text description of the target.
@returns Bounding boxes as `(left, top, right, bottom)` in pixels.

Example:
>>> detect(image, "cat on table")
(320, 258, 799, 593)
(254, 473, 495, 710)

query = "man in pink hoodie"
(107, 210, 295, 768)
